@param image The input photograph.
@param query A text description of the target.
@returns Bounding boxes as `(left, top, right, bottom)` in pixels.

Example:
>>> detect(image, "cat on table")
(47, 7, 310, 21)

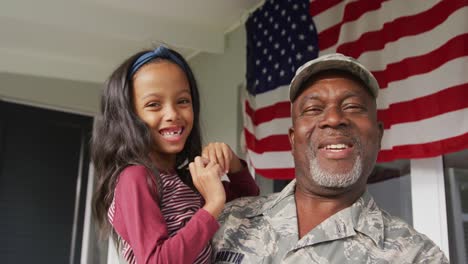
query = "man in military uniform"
(211, 53, 448, 263)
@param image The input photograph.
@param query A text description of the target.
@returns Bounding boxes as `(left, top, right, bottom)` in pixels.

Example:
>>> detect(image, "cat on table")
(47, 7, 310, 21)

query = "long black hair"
(91, 47, 202, 235)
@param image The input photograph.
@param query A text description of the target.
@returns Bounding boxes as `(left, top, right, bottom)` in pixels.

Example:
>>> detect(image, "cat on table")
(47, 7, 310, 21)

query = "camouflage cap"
(289, 53, 380, 102)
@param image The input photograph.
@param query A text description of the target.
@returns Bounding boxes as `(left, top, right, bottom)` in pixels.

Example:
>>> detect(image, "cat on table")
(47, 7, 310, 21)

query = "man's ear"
(288, 127, 295, 152)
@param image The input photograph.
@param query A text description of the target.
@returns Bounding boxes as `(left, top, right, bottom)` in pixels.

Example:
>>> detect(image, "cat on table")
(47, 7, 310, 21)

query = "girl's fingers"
(214, 143, 226, 171)
(221, 144, 231, 173)
(189, 162, 197, 178)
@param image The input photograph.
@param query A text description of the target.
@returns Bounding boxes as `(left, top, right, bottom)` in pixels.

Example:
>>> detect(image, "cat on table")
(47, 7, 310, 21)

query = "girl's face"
(132, 60, 194, 163)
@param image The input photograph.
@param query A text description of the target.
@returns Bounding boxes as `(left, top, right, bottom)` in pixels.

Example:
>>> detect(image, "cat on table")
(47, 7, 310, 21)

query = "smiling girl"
(92, 46, 259, 264)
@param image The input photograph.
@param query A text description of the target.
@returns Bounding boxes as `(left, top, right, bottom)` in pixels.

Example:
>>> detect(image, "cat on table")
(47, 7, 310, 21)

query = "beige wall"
(190, 26, 274, 195)
(189, 26, 246, 150)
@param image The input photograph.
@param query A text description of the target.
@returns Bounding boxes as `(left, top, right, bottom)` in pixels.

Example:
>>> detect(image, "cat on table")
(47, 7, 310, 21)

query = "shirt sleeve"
(112, 166, 220, 264)
(223, 160, 260, 202)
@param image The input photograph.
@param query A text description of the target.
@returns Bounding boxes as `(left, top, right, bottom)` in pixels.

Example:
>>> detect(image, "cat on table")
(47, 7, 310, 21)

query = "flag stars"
(291, 23, 297, 30)
(281, 49, 285, 55)
(293, 4, 298, 10)
(264, 30, 269, 35)
(274, 43, 280, 49)
(281, 29, 286, 36)
(274, 63, 279, 69)
(299, 34, 305, 40)
(301, 15, 307, 21)
(262, 68, 267, 74)
(296, 53, 302, 60)
(280, 70, 285, 76)
(256, 59, 260, 65)
(281, 10, 286, 16)
(307, 45, 315, 51)
(263, 48, 268, 54)
(309, 24, 315, 31)
(257, 41, 262, 47)
(258, 23, 263, 29)
(275, 4, 279, 10)
(267, 75, 272, 82)
(274, 23, 279, 29)
(268, 55, 272, 61)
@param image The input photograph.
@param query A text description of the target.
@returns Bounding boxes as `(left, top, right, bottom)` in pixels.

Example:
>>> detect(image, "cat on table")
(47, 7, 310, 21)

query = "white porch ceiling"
(0, 0, 262, 83)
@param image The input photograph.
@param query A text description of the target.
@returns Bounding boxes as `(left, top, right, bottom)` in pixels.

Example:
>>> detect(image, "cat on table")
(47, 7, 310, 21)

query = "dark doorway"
(0, 101, 93, 264)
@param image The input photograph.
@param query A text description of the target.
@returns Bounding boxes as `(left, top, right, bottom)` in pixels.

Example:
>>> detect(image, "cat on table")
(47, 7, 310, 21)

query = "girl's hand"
(189, 156, 226, 218)
(202, 142, 243, 174)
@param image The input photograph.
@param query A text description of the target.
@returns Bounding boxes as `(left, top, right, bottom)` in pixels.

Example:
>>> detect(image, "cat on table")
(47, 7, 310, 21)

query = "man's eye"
(343, 104, 365, 112)
(302, 107, 322, 115)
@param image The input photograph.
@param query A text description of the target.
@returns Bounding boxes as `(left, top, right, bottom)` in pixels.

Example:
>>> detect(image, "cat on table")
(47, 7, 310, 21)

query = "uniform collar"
(244, 180, 384, 249)
(243, 179, 297, 218)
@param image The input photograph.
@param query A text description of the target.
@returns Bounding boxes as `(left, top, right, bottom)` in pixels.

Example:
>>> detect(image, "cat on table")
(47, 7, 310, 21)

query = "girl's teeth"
(161, 129, 182, 136)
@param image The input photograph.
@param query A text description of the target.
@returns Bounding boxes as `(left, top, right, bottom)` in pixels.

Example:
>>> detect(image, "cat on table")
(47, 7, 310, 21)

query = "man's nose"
(318, 107, 349, 129)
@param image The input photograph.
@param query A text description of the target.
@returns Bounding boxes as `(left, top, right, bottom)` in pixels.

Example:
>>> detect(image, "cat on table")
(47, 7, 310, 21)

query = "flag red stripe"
(337, 1, 466, 58)
(373, 33, 468, 89)
(253, 168, 295, 179)
(309, 0, 342, 17)
(253, 133, 468, 179)
(318, 0, 387, 50)
(244, 128, 290, 153)
(247, 81, 468, 129)
(247, 83, 468, 153)
(378, 83, 468, 129)
(247, 82, 468, 129)
(245, 100, 291, 125)
(377, 132, 468, 162)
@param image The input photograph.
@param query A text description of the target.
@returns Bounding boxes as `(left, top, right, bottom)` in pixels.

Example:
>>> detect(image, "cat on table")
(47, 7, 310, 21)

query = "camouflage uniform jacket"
(212, 180, 448, 264)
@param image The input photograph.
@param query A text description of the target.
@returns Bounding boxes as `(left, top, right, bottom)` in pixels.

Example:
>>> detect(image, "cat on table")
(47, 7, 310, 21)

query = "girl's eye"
(146, 102, 161, 108)
(178, 98, 191, 104)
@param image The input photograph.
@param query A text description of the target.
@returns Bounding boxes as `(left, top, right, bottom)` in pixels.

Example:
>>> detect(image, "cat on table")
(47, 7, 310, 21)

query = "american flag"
(243, 0, 468, 180)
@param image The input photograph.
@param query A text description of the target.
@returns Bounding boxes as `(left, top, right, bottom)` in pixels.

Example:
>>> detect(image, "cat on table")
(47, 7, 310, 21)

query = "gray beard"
(309, 155, 363, 188)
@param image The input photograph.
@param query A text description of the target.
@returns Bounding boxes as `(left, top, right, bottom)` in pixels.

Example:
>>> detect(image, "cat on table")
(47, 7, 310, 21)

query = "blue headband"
(129, 46, 186, 76)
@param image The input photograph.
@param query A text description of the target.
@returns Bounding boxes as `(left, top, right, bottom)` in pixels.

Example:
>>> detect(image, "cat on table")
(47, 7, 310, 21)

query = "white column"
(410, 156, 450, 259)
(80, 163, 95, 264)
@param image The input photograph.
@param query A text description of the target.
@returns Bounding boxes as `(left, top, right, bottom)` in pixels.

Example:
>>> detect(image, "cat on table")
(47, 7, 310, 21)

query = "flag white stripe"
(244, 114, 291, 140)
(312, 0, 351, 33)
(381, 108, 468, 150)
(247, 150, 294, 169)
(245, 105, 468, 149)
(248, 108, 468, 169)
(377, 56, 468, 109)
(318, 0, 440, 55)
(359, 6, 468, 71)
(246, 56, 468, 113)
(244, 85, 290, 110)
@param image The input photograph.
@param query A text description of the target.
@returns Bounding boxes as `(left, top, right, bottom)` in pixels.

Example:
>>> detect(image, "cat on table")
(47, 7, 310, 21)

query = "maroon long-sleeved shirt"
(108, 164, 259, 264)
